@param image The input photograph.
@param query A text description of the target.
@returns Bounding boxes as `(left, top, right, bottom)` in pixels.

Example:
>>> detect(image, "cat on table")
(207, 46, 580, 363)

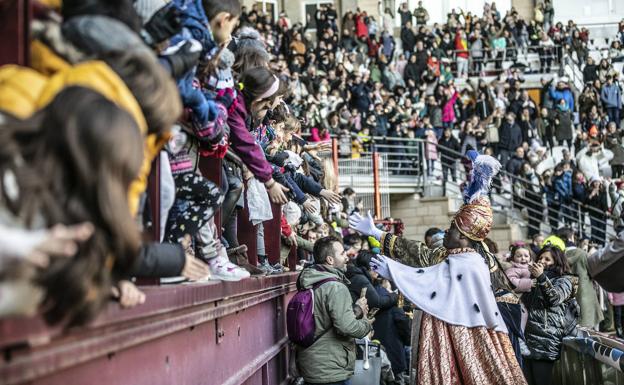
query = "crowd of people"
(236, 2, 624, 245)
(0, 0, 623, 385)
(0, 0, 364, 326)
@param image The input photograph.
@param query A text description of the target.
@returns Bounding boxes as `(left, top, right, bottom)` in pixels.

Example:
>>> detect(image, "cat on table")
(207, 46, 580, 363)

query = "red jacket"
(355, 14, 368, 38)
(281, 215, 292, 237)
(454, 33, 468, 59)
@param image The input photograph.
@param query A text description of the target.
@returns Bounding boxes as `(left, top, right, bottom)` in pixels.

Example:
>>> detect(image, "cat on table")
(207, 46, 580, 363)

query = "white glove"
(348, 211, 383, 240)
(370, 255, 391, 280)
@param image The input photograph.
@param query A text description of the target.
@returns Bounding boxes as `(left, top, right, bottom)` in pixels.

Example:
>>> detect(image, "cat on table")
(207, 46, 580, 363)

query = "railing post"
(288, 244, 298, 272)
(148, 155, 161, 242)
(0, 0, 30, 66)
(332, 137, 339, 177)
(372, 152, 381, 220)
(264, 202, 282, 265)
(510, 180, 515, 222)
(237, 183, 258, 265)
(578, 206, 583, 238)
(421, 141, 428, 188)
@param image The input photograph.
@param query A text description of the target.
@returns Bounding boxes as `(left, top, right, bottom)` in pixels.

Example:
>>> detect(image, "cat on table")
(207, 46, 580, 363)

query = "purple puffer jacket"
(227, 93, 273, 182)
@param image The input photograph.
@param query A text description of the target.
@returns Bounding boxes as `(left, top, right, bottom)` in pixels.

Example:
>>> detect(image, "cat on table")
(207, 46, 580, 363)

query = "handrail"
(427, 44, 564, 76)
(340, 135, 615, 240)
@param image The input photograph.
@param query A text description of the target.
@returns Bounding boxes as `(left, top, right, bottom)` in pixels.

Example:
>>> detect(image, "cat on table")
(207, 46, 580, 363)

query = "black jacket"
(345, 264, 398, 310)
(554, 109, 573, 141)
(372, 286, 411, 375)
(133, 243, 185, 278)
(498, 121, 523, 151)
(438, 135, 460, 164)
(522, 271, 579, 361)
(583, 64, 599, 83)
(505, 155, 525, 175)
(401, 28, 416, 52)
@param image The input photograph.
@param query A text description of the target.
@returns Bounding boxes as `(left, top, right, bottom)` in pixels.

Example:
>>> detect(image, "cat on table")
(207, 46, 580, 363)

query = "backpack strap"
(311, 277, 339, 290)
(306, 277, 340, 348)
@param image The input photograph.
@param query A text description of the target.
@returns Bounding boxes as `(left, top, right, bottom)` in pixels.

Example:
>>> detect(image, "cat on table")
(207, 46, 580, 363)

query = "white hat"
(283, 202, 301, 226)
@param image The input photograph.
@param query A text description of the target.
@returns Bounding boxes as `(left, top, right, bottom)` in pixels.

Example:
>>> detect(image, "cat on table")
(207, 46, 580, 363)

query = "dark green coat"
(566, 247, 604, 327)
(295, 266, 372, 383)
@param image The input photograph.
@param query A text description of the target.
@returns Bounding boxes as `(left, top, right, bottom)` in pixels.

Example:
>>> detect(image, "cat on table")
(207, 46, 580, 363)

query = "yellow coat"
(0, 61, 166, 216)
(0, 65, 48, 119)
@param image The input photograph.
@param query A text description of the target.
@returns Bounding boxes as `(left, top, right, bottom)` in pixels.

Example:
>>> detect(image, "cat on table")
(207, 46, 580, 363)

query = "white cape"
(384, 252, 508, 333)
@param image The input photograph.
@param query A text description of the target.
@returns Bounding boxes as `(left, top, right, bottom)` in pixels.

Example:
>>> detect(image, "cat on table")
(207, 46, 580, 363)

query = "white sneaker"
(208, 256, 250, 281)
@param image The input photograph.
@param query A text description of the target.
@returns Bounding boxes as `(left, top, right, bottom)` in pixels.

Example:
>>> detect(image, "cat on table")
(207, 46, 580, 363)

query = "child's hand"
(303, 199, 317, 214)
(112, 280, 146, 308)
(320, 189, 341, 205)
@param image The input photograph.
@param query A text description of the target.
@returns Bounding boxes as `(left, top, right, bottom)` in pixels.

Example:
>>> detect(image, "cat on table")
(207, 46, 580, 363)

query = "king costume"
(351, 151, 527, 385)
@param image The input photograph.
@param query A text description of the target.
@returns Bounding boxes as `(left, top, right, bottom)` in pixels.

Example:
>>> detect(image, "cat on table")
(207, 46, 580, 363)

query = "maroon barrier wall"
(0, 275, 297, 385)
(0, 0, 29, 66)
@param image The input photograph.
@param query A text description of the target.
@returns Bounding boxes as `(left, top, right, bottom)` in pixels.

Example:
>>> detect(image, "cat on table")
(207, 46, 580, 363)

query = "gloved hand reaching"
(348, 211, 383, 240)
(163, 39, 202, 79)
(370, 255, 391, 280)
(142, 3, 183, 46)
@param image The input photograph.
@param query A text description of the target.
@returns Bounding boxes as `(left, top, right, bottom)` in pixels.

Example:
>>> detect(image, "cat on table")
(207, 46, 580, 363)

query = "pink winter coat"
(310, 127, 330, 142)
(608, 291, 624, 306)
(442, 91, 459, 123)
(425, 130, 438, 160)
(505, 262, 532, 293)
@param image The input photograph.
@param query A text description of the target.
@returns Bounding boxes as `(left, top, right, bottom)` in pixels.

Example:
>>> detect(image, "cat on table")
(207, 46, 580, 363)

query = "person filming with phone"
(346, 250, 412, 379)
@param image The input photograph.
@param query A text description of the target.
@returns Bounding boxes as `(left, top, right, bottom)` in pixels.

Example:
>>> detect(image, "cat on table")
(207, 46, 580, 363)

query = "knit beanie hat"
(134, 0, 170, 25)
(208, 48, 235, 90)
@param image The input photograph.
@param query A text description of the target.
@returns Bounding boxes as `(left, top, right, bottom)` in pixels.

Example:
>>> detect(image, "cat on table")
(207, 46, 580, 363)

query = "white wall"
(552, 0, 622, 25)
(393, 0, 512, 26)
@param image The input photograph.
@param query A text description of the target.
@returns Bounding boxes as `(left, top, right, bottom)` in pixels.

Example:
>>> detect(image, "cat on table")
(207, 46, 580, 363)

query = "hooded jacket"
(295, 265, 372, 384)
(549, 85, 575, 111)
(522, 271, 579, 361)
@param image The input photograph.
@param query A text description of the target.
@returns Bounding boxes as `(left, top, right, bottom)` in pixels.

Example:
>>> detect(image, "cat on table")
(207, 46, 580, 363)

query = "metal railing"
(336, 135, 616, 243)
(337, 152, 392, 219)
(554, 329, 624, 384)
(439, 44, 564, 77)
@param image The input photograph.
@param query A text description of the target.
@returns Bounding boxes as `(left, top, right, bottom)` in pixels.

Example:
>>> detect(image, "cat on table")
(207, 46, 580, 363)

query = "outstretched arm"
(349, 212, 442, 267)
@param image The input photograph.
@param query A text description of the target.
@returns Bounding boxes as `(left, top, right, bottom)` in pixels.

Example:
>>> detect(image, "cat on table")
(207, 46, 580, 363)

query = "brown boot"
(227, 245, 265, 276)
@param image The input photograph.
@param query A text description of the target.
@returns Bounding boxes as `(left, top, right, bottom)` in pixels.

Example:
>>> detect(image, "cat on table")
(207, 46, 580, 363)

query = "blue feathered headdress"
(462, 150, 501, 204)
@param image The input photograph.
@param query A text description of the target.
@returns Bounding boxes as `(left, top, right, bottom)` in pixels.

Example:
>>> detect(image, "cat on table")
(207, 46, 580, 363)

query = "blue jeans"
(607, 107, 621, 128)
